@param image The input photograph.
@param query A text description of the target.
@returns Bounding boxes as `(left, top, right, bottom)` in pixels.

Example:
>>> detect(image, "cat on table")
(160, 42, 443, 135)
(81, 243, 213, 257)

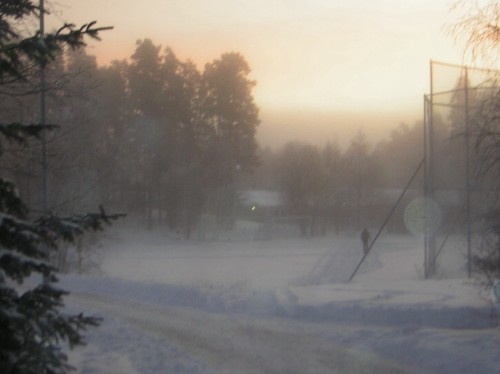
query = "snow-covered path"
(67, 292, 420, 374)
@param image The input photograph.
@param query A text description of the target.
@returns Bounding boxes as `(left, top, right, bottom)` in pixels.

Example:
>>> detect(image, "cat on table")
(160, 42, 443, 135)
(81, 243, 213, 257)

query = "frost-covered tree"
(448, 1, 500, 180)
(448, 1, 500, 279)
(449, 0, 500, 67)
(0, 2, 117, 373)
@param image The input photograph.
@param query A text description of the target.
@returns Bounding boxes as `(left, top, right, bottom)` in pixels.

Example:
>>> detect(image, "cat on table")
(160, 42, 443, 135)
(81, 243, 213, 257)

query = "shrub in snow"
(489, 280, 500, 304)
(473, 209, 500, 284)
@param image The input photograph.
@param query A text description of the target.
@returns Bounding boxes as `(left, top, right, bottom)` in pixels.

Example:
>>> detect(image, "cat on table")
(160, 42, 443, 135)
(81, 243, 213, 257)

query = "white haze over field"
(61, 223, 500, 373)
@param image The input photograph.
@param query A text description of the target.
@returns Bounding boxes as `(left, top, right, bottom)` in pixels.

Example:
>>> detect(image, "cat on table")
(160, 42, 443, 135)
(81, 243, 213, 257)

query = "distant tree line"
(0, 39, 260, 239)
(249, 110, 482, 237)
(2, 36, 497, 243)
(249, 124, 424, 236)
(0, 37, 472, 240)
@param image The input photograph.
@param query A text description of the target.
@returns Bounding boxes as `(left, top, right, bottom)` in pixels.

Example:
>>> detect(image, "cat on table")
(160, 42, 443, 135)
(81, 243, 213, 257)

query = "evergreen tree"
(93, 60, 131, 212)
(201, 52, 260, 225)
(343, 129, 379, 230)
(276, 142, 324, 236)
(0, 2, 117, 373)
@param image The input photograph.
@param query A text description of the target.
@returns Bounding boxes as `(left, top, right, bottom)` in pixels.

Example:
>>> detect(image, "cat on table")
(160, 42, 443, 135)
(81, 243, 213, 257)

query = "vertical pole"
(464, 66, 472, 278)
(423, 95, 428, 277)
(356, 139, 361, 231)
(40, 0, 48, 212)
(425, 60, 436, 278)
(39, 0, 49, 284)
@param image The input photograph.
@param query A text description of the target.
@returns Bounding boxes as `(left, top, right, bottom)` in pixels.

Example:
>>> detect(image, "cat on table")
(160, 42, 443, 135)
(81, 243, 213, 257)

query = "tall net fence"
(424, 61, 500, 278)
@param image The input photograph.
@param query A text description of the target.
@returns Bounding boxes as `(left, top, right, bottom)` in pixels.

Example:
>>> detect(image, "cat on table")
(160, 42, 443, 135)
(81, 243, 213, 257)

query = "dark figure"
(360, 228, 370, 256)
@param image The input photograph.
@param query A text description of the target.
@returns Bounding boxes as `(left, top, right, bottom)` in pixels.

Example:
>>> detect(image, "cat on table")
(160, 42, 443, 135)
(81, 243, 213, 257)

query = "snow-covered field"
(61, 224, 500, 373)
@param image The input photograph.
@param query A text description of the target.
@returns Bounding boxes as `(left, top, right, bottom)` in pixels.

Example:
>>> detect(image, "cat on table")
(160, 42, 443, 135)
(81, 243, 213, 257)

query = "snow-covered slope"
(60, 226, 500, 373)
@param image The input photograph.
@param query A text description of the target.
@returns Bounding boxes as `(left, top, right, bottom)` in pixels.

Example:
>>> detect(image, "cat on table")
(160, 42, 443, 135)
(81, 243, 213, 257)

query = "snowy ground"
(60, 223, 500, 373)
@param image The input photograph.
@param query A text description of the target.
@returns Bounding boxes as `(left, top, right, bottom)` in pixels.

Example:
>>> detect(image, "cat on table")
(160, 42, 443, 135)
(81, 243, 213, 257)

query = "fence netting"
(424, 61, 500, 277)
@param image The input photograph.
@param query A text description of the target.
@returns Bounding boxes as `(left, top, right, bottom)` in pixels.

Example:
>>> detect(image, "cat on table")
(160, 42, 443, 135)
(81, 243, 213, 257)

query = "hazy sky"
(47, 0, 464, 149)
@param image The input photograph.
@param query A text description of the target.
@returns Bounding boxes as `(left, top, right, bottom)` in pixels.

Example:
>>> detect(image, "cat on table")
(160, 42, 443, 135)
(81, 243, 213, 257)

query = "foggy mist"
(3, 1, 500, 373)
(258, 107, 422, 150)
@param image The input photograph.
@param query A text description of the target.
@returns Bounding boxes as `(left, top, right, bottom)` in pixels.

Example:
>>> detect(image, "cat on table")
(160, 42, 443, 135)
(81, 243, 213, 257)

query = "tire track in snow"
(69, 292, 421, 374)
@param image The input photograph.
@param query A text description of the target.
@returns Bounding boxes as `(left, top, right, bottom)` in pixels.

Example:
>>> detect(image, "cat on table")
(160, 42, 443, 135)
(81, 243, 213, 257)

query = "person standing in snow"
(360, 228, 370, 256)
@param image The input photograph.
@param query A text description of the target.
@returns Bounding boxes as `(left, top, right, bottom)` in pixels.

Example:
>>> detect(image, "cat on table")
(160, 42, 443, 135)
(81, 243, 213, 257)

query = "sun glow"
(49, 0, 462, 147)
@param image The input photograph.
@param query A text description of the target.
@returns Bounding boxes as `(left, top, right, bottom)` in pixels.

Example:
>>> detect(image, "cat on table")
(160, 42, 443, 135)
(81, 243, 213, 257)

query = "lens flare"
(404, 197, 442, 236)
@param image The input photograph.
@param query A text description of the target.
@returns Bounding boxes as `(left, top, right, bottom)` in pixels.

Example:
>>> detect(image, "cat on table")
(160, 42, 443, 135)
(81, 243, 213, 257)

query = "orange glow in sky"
(47, 0, 463, 148)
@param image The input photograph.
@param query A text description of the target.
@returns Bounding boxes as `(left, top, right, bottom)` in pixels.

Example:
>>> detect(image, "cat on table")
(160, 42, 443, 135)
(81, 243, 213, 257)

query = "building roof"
(241, 190, 283, 208)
